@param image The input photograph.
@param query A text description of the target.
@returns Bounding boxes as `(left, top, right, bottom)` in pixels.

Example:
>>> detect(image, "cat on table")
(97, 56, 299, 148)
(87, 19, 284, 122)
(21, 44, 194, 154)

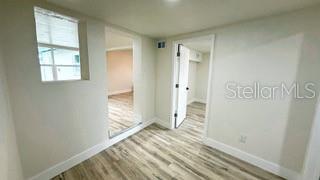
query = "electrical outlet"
(239, 135, 247, 143)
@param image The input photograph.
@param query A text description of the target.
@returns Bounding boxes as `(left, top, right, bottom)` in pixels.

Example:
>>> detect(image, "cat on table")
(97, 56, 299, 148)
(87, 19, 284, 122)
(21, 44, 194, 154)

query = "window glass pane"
(34, 7, 79, 48)
(56, 66, 81, 81)
(40, 66, 54, 81)
(38, 47, 53, 65)
(54, 49, 80, 65)
(34, 7, 83, 82)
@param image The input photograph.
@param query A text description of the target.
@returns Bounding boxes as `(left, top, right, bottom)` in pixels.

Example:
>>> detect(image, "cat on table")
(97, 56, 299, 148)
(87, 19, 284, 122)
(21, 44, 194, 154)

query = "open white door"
(175, 45, 190, 128)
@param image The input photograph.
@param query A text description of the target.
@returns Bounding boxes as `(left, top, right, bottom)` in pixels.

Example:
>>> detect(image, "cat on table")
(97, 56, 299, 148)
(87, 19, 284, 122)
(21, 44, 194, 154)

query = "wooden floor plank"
(53, 102, 284, 180)
(108, 92, 137, 137)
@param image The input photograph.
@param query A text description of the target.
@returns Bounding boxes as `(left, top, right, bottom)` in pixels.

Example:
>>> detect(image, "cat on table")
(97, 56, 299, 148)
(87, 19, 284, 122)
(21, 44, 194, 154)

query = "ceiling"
(105, 28, 133, 51)
(48, 0, 320, 38)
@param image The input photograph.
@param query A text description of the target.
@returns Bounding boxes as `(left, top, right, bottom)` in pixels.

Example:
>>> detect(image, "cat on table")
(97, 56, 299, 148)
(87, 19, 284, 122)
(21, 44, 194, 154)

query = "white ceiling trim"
(106, 46, 133, 52)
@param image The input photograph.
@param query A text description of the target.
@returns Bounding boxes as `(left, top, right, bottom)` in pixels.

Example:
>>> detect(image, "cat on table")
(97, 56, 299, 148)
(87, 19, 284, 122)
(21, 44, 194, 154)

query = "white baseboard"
(188, 98, 207, 104)
(203, 137, 300, 180)
(109, 118, 155, 146)
(154, 117, 171, 129)
(29, 118, 156, 180)
(28, 142, 108, 180)
(108, 89, 132, 96)
(30, 120, 300, 180)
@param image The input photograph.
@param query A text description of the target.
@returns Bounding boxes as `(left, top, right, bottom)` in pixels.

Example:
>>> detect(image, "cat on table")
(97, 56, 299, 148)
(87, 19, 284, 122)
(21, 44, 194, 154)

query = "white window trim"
(38, 43, 79, 51)
(35, 6, 86, 83)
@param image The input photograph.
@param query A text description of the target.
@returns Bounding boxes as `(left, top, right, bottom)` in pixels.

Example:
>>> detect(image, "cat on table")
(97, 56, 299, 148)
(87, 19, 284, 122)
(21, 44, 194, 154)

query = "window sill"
(41, 79, 86, 84)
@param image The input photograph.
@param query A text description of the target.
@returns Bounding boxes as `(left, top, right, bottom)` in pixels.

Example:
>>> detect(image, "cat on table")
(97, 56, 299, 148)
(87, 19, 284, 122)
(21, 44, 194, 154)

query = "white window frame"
(35, 7, 84, 82)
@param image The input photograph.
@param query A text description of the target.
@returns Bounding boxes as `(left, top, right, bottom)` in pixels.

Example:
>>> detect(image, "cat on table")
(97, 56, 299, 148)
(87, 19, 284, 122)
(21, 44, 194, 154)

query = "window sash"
(38, 44, 80, 65)
(38, 43, 79, 52)
(34, 7, 80, 48)
(38, 45, 81, 81)
(40, 64, 81, 67)
(35, 7, 83, 82)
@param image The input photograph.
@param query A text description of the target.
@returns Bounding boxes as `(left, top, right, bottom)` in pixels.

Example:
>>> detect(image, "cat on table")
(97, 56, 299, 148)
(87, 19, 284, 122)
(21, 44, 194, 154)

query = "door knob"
(186, 87, 189, 90)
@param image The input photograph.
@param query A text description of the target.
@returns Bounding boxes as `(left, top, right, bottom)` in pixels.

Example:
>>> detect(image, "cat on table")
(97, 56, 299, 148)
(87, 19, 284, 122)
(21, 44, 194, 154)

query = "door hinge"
(175, 84, 179, 88)
(177, 44, 182, 57)
(174, 113, 178, 118)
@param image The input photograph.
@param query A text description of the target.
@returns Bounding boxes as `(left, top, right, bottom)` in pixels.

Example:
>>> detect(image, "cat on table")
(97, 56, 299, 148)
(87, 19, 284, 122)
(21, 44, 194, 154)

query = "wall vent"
(157, 41, 166, 48)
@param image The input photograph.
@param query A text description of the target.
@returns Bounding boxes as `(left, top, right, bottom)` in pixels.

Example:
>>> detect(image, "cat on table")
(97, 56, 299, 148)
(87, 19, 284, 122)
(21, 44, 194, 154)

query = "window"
(34, 7, 82, 82)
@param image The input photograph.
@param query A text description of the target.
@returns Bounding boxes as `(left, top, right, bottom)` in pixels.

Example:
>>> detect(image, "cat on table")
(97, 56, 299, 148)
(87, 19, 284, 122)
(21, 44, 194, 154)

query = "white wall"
(302, 98, 320, 180)
(0, 44, 24, 180)
(195, 53, 210, 102)
(155, 5, 320, 176)
(0, 3, 24, 179)
(187, 53, 210, 104)
(106, 50, 133, 95)
(187, 61, 197, 103)
(156, 47, 172, 127)
(4, 2, 108, 178)
(141, 37, 157, 120)
(3, 1, 156, 179)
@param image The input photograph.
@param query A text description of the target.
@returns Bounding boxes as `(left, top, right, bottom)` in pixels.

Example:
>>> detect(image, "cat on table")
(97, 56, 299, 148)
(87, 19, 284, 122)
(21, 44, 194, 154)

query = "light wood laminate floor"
(108, 92, 137, 137)
(53, 102, 284, 180)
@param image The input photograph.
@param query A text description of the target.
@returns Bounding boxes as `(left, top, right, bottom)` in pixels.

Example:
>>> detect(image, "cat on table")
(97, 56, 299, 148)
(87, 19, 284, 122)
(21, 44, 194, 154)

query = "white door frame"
(105, 26, 143, 138)
(169, 34, 215, 138)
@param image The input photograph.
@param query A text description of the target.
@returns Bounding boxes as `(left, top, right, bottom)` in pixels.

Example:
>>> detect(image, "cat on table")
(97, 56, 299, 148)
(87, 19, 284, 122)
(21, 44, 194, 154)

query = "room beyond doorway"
(105, 27, 142, 138)
(170, 35, 215, 133)
(108, 92, 134, 137)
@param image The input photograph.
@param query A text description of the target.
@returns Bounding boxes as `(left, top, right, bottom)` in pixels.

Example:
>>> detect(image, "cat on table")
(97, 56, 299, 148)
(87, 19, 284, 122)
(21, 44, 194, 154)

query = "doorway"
(170, 35, 215, 135)
(105, 27, 142, 138)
